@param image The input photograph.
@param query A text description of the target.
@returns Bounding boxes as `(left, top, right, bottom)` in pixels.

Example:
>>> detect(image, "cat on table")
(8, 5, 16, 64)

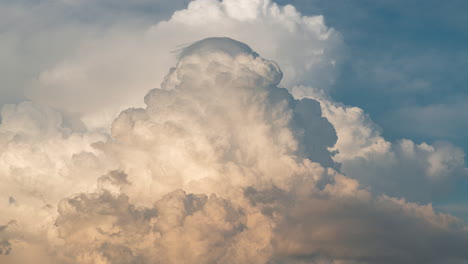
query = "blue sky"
(279, 0, 468, 155)
(277, 0, 468, 218)
(277, 0, 468, 219)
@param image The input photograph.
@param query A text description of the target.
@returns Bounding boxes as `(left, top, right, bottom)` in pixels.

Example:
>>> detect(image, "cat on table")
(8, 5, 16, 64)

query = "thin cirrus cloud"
(0, 0, 467, 263)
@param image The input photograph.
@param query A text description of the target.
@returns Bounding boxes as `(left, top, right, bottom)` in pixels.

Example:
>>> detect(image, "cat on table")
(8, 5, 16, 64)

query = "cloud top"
(179, 37, 259, 58)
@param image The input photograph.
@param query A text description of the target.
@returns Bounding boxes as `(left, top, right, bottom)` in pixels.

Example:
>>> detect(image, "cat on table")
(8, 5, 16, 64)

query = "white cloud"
(1, 0, 468, 263)
(293, 86, 468, 202)
(0, 0, 188, 109)
(105, 37, 337, 203)
(22, 0, 342, 129)
(0, 102, 115, 263)
(3, 37, 468, 264)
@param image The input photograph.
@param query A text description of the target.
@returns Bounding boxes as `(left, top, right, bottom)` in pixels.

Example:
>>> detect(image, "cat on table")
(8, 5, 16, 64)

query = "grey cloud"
(271, 193, 468, 264)
(97, 170, 130, 188)
(292, 98, 337, 168)
(0, 240, 12, 255)
(0, 221, 16, 256)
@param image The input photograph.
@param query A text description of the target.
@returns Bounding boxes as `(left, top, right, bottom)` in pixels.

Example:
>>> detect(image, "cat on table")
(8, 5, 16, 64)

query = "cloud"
(0, 0, 188, 110)
(54, 171, 468, 264)
(55, 186, 273, 264)
(293, 86, 468, 202)
(3, 37, 468, 264)
(106, 37, 337, 203)
(1, 0, 468, 263)
(21, 0, 342, 129)
(0, 102, 115, 264)
(0, 102, 112, 202)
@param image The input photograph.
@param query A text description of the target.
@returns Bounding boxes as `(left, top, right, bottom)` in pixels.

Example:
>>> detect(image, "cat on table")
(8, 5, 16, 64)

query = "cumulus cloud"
(0, 0, 189, 111)
(23, 0, 342, 129)
(1, 0, 468, 263)
(0, 102, 112, 201)
(0, 102, 115, 264)
(56, 185, 272, 264)
(293, 86, 468, 202)
(2, 37, 468, 264)
(54, 170, 468, 264)
(106, 37, 337, 203)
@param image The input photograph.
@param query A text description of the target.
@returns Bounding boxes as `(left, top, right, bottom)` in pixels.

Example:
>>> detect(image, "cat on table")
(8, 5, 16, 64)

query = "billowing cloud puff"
(106, 37, 337, 203)
(1, 0, 468, 263)
(163, 0, 341, 88)
(293, 87, 468, 202)
(53, 170, 468, 264)
(2, 37, 468, 264)
(25, 0, 342, 129)
(55, 181, 273, 264)
(0, 102, 112, 204)
(0, 102, 115, 263)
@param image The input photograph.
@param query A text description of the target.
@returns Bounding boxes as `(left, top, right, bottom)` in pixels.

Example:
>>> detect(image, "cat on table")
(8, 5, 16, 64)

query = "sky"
(278, 0, 468, 217)
(1, 0, 468, 263)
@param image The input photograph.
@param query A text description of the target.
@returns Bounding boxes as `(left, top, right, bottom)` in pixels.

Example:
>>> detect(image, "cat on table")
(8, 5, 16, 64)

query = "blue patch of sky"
(277, 0, 468, 154)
